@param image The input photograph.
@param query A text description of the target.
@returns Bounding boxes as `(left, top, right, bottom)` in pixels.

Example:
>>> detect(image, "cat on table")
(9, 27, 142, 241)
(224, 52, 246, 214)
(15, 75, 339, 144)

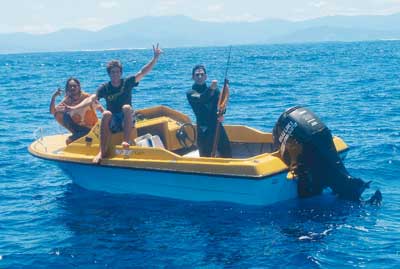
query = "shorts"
(62, 113, 91, 141)
(109, 110, 136, 133)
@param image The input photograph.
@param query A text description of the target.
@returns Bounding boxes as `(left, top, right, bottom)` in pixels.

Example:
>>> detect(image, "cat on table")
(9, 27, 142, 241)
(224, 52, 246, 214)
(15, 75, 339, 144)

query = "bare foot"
(93, 152, 103, 164)
(121, 141, 130, 149)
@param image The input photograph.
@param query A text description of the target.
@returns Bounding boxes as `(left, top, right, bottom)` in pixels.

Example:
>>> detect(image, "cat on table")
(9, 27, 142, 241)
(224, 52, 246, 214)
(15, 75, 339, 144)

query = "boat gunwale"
(28, 146, 287, 180)
(28, 140, 350, 180)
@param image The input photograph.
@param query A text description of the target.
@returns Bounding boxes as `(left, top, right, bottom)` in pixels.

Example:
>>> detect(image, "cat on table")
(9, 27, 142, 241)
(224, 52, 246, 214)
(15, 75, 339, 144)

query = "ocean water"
(0, 41, 399, 268)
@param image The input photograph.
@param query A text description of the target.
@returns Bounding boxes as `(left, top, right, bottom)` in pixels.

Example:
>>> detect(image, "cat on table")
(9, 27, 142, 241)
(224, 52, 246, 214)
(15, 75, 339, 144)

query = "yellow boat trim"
(29, 105, 349, 179)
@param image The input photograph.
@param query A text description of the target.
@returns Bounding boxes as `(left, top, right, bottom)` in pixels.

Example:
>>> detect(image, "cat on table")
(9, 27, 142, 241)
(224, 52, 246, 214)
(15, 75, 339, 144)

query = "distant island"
(2, 14, 400, 54)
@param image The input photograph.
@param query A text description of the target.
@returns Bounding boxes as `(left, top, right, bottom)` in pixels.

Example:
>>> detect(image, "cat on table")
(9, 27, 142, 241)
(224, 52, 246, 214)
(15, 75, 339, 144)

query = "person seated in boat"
(186, 64, 232, 158)
(50, 77, 104, 144)
(65, 44, 163, 163)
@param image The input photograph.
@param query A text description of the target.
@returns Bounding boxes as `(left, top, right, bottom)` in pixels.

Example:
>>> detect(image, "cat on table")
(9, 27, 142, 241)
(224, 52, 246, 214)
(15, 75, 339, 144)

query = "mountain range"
(2, 14, 400, 53)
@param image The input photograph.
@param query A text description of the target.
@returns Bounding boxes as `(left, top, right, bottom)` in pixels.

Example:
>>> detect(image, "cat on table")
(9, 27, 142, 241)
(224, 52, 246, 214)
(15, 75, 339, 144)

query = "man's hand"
(153, 43, 163, 59)
(210, 80, 218, 90)
(55, 104, 67, 113)
(52, 88, 63, 99)
(64, 105, 72, 112)
(136, 44, 163, 82)
(94, 100, 104, 113)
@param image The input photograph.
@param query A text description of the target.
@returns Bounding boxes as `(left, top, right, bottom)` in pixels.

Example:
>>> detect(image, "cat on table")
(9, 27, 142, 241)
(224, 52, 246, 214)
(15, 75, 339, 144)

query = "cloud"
(160, 0, 178, 5)
(31, 3, 46, 11)
(154, 1, 178, 13)
(75, 17, 106, 31)
(99, 1, 120, 9)
(202, 12, 262, 22)
(207, 4, 223, 12)
(21, 24, 56, 34)
(309, 1, 327, 8)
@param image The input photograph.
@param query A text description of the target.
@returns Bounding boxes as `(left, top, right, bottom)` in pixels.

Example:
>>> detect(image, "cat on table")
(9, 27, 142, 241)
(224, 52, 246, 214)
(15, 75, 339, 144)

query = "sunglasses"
(194, 73, 205, 77)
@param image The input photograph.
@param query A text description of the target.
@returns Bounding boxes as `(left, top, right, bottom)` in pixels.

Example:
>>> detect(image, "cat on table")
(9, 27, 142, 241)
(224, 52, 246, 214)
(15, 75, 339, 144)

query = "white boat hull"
(58, 161, 298, 206)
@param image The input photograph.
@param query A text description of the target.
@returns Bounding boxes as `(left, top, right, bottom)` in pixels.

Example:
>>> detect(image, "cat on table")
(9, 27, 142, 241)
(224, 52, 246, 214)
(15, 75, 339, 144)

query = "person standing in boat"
(186, 64, 232, 158)
(66, 44, 162, 163)
(50, 77, 104, 144)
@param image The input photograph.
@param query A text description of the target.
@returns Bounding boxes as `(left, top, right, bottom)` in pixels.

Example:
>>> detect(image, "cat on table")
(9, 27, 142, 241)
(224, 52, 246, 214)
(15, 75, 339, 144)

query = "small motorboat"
(29, 105, 368, 205)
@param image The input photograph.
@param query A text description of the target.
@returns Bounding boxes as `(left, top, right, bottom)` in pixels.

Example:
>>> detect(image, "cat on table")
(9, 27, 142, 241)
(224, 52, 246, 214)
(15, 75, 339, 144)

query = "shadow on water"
(43, 183, 379, 268)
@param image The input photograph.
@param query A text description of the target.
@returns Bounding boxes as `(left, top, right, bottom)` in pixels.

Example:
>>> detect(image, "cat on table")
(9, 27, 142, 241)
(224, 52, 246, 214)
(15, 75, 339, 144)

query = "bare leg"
(55, 112, 78, 145)
(93, 111, 112, 164)
(122, 105, 133, 149)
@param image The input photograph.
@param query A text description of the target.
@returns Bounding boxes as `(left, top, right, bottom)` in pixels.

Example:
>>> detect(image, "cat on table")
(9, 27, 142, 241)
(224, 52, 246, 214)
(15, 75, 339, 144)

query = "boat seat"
(135, 134, 165, 149)
(110, 128, 138, 146)
(183, 149, 200, 157)
(136, 116, 186, 151)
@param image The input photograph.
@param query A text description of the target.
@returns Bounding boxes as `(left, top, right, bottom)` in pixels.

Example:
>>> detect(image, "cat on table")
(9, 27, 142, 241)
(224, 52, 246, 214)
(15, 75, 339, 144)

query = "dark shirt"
(186, 82, 232, 158)
(186, 83, 220, 130)
(96, 75, 139, 114)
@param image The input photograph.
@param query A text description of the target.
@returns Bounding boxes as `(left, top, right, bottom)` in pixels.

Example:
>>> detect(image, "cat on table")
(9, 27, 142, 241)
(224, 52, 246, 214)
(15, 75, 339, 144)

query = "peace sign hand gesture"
(153, 43, 163, 59)
(52, 88, 63, 99)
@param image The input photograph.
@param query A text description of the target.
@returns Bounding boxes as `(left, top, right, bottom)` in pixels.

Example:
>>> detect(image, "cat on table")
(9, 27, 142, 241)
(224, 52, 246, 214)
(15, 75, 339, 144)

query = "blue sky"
(1, 0, 400, 34)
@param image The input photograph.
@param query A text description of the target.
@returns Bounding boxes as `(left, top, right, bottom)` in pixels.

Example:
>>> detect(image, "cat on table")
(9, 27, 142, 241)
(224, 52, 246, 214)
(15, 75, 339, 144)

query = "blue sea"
(0, 41, 399, 268)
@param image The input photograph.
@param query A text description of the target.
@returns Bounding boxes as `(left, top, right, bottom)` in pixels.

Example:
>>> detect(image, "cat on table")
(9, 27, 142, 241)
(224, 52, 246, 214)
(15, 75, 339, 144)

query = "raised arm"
(135, 43, 163, 82)
(49, 88, 63, 115)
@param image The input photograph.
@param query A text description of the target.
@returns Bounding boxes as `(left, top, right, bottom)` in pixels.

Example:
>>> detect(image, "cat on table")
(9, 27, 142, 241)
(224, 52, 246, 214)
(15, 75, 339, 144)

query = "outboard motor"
(273, 106, 369, 201)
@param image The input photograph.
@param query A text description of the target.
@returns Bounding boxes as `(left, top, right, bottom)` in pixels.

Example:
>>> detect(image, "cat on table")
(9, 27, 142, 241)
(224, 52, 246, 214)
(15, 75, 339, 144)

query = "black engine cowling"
(273, 106, 369, 201)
